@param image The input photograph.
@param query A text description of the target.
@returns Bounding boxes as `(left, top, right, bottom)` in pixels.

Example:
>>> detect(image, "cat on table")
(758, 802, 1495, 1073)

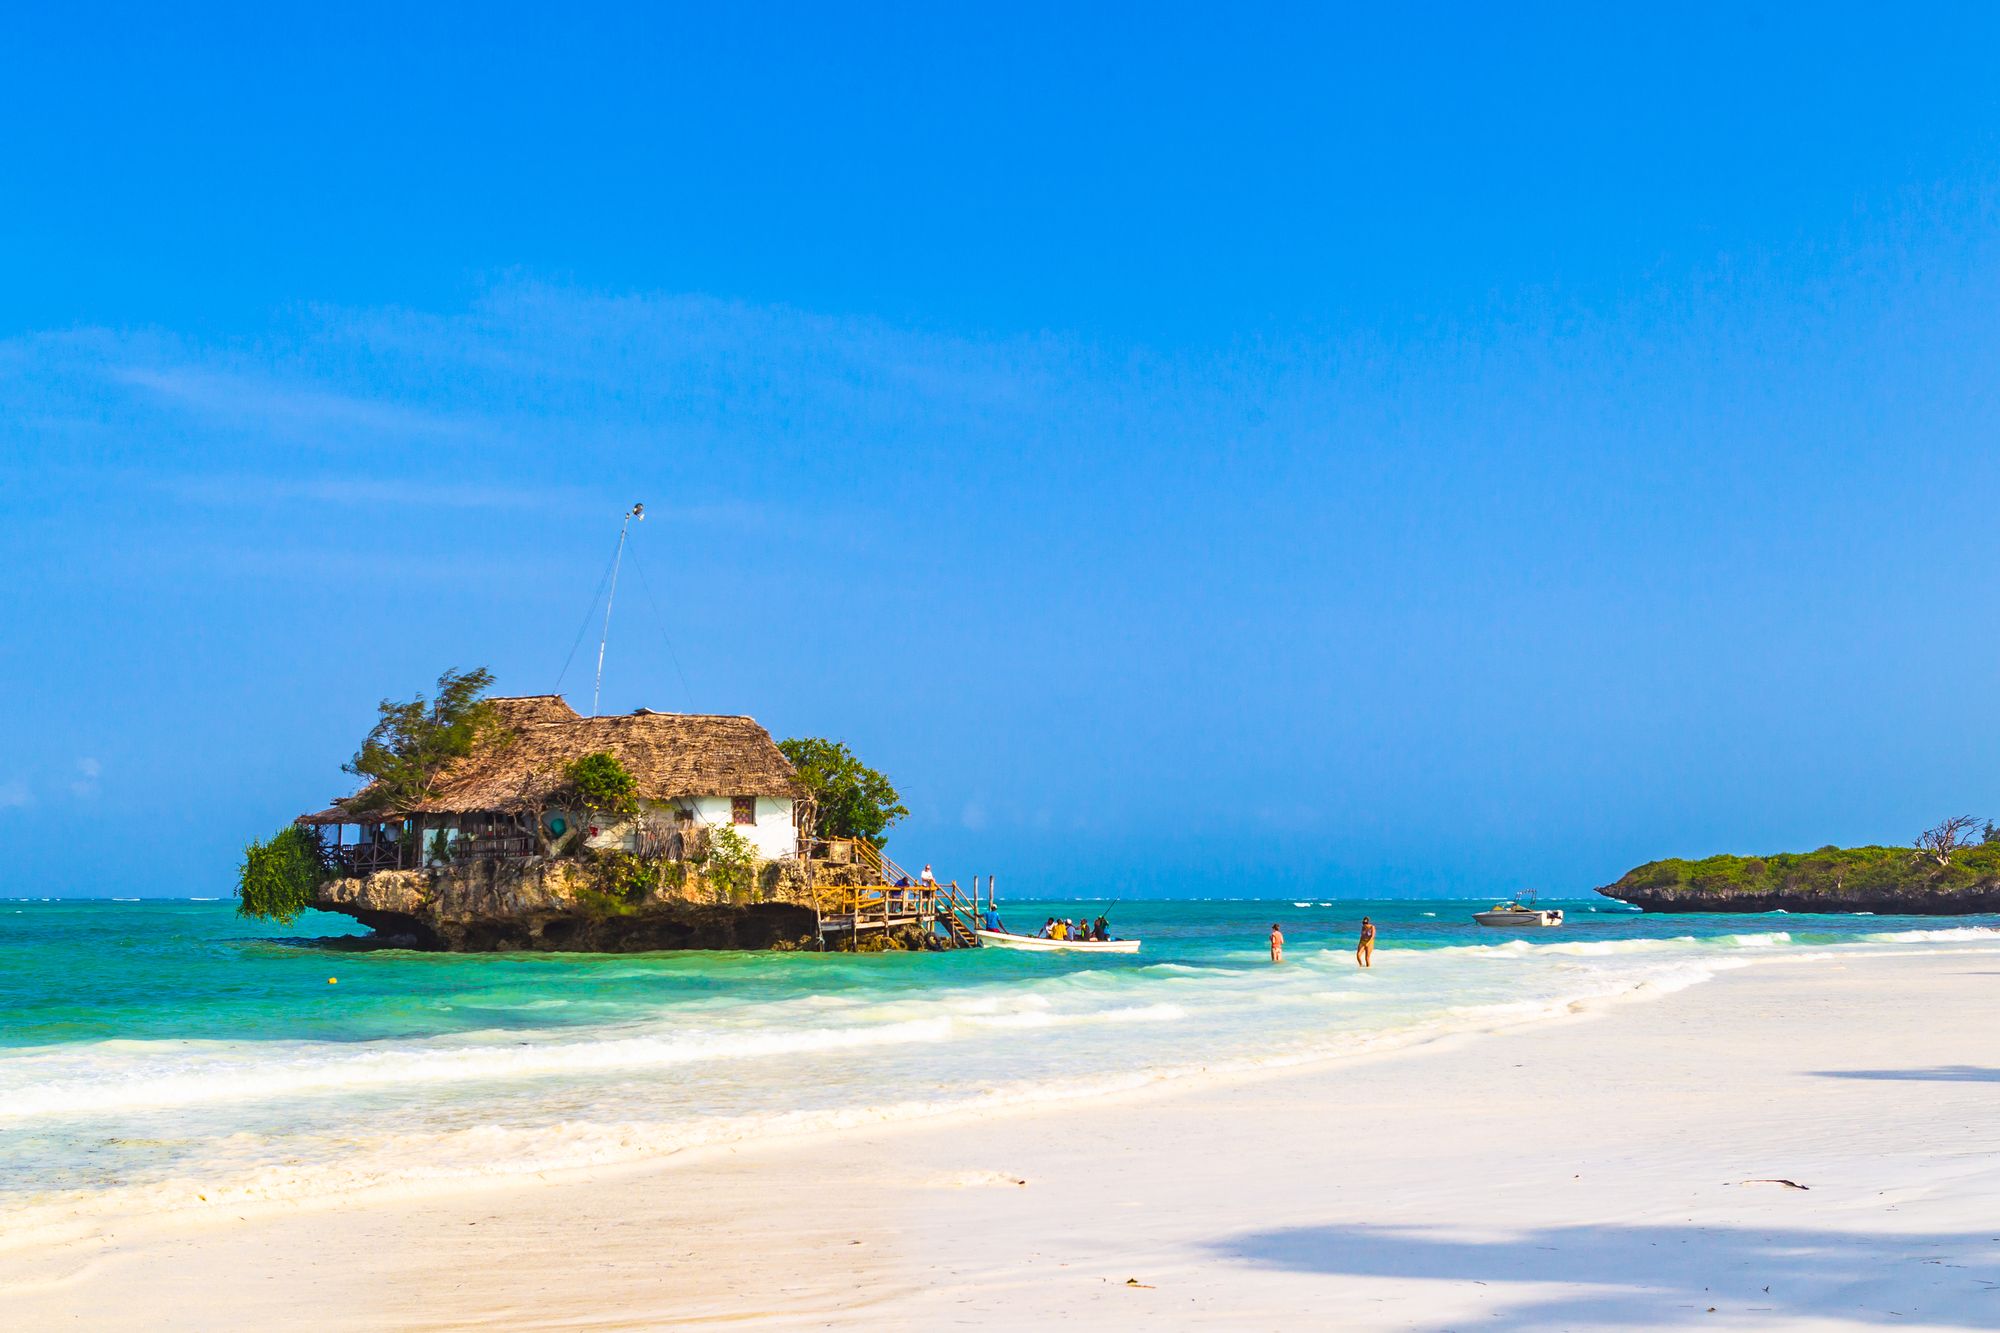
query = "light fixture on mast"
(592, 502, 645, 717)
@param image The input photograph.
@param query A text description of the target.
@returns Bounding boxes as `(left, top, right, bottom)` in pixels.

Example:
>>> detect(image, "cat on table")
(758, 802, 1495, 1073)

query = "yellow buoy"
(327, 977, 338, 985)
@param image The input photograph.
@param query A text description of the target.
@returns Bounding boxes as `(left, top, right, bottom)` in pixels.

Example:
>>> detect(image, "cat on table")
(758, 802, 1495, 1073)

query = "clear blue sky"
(4, 4, 1999, 898)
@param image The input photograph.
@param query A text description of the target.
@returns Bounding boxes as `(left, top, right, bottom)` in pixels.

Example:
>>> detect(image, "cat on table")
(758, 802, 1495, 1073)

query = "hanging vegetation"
(238, 825, 330, 924)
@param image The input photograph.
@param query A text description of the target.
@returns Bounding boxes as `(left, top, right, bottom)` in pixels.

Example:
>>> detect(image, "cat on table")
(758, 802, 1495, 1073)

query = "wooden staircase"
(934, 887, 980, 948)
(819, 839, 983, 949)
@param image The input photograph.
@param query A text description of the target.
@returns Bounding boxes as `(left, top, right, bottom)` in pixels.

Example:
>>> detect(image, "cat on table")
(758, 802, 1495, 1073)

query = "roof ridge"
(624, 709, 757, 719)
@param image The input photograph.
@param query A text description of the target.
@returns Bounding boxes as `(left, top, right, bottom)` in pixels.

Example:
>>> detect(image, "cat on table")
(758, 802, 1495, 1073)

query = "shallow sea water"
(2, 896, 1994, 1241)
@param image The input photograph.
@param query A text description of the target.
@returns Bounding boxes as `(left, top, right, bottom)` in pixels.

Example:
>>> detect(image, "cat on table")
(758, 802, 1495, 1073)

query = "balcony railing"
(326, 834, 545, 877)
(328, 842, 417, 876)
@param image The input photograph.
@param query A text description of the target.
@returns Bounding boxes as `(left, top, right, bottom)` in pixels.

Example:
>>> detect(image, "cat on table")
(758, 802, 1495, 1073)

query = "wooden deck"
(813, 840, 982, 948)
(813, 883, 981, 948)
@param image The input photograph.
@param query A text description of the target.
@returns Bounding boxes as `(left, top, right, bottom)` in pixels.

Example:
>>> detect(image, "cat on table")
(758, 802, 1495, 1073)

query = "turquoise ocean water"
(3, 896, 1996, 1244)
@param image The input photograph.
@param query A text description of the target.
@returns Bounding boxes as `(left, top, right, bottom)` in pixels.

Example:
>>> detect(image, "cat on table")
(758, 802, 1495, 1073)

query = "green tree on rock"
(564, 750, 640, 817)
(704, 824, 757, 897)
(343, 667, 504, 813)
(778, 737, 908, 847)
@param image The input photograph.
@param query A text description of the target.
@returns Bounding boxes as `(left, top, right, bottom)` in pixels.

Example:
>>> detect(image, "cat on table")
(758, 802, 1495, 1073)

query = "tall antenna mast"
(592, 502, 645, 717)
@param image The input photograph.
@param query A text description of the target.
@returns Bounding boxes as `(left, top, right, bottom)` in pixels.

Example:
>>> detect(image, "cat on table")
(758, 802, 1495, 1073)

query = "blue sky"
(4, 5, 1999, 897)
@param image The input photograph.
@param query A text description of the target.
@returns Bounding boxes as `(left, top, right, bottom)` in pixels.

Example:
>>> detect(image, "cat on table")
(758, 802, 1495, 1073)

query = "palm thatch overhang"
(298, 697, 805, 823)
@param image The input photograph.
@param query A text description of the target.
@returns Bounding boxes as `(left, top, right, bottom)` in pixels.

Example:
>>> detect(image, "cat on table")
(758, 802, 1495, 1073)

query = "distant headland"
(1600, 818, 2000, 914)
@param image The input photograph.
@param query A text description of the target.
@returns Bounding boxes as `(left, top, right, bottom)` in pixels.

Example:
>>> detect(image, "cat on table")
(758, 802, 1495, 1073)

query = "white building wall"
(577, 812, 631, 852)
(576, 797, 798, 861)
(683, 795, 799, 861)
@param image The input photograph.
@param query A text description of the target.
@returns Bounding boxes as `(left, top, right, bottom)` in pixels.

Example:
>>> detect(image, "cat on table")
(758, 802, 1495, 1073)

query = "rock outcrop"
(1599, 845, 2000, 915)
(314, 859, 825, 951)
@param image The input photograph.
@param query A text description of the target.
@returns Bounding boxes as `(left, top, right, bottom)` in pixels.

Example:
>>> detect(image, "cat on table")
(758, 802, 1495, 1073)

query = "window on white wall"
(732, 797, 755, 825)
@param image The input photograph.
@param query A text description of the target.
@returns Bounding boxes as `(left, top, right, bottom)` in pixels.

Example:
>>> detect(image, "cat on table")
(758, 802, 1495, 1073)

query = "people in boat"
(1269, 922, 1284, 964)
(1092, 913, 1110, 941)
(983, 906, 1003, 932)
(1037, 917, 1055, 938)
(1051, 919, 1069, 941)
(1356, 916, 1376, 968)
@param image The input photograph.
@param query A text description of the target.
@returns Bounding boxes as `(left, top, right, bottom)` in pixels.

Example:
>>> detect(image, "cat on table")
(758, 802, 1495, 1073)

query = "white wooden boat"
(1473, 902, 1564, 928)
(974, 929, 1141, 954)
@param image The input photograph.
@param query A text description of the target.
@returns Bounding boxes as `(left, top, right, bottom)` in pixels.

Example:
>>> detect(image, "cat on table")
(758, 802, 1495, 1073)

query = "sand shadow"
(1208, 1221, 1998, 1327)
(1813, 1066, 2000, 1082)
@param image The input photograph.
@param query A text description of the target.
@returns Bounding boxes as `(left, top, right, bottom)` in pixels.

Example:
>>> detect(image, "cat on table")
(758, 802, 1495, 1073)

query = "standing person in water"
(1356, 916, 1376, 968)
(1269, 922, 1284, 964)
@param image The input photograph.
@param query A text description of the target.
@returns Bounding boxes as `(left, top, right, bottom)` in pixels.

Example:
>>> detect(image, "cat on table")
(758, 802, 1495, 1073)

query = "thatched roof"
(301, 697, 804, 822)
(486, 694, 581, 727)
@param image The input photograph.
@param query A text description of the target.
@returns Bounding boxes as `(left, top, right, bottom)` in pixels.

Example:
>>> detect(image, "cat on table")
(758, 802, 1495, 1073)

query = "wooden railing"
(451, 834, 540, 864)
(813, 843, 983, 948)
(328, 842, 418, 875)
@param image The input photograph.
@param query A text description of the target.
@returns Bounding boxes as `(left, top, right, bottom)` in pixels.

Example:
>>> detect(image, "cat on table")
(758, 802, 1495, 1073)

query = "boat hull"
(1472, 910, 1564, 928)
(974, 929, 1141, 953)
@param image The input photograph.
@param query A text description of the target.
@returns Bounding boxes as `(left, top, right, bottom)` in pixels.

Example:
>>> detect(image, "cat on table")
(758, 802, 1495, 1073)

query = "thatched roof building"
(303, 696, 805, 822)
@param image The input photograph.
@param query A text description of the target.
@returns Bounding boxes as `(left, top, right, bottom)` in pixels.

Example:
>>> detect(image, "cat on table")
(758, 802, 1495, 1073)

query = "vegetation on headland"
(1604, 818, 2000, 913)
(238, 825, 330, 923)
(343, 667, 506, 814)
(778, 737, 907, 846)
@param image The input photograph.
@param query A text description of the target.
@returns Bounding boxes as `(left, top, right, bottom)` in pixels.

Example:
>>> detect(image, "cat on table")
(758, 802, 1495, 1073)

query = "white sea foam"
(1861, 925, 2000, 944)
(0, 993, 1206, 1121)
(9, 921, 2000, 1253)
(0, 954, 1755, 1251)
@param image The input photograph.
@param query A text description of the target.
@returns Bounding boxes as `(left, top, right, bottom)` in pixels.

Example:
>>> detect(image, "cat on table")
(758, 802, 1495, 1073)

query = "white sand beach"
(8, 949, 1998, 1331)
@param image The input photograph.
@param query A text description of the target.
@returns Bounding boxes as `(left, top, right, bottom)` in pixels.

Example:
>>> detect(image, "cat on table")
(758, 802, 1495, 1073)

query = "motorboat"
(973, 928, 1141, 954)
(1473, 901, 1563, 928)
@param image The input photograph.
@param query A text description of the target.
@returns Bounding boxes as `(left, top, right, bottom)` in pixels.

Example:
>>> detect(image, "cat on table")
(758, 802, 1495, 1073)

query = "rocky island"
(1600, 821, 2000, 914)
(237, 669, 959, 951)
